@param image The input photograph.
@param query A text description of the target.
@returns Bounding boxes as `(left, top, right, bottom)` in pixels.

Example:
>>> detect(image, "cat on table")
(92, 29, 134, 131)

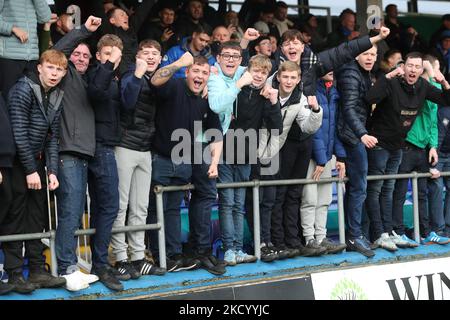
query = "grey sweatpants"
(110, 147, 152, 262)
(300, 158, 334, 242)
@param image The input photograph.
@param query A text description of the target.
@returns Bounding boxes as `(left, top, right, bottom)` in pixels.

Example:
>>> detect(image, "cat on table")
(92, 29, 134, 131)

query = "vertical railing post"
(411, 172, 421, 243)
(252, 180, 261, 260)
(337, 180, 346, 245)
(49, 230, 58, 276)
(155, 186, 167, 269)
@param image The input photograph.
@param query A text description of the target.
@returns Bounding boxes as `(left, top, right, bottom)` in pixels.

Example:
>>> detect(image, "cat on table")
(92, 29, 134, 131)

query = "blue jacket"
(160, 37, 216, 79)
(207, 63, 246, 133)
(312, 80, 346, 165)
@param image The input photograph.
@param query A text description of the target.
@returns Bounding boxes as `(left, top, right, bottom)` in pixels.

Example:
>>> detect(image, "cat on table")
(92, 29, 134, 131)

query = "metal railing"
(0, 171, 447, 276)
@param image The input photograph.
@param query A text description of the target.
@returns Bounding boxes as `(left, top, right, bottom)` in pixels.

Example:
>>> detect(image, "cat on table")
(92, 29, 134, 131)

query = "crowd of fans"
(0, 0, 450, 295)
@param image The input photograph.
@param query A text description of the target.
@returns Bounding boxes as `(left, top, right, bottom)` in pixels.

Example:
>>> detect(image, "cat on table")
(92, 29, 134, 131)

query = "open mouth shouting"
(193, 78, 204, 91)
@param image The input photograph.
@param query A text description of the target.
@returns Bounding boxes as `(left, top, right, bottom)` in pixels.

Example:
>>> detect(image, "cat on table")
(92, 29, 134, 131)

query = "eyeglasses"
(220, 53, 242, 61)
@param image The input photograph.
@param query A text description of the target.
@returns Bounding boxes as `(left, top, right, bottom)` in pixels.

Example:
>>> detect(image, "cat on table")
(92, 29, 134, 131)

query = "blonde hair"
(97, 34, 123, 51)
(248, 54, 272, 74)
(278, 60, 301, 76)
(39, 49, 68, 69)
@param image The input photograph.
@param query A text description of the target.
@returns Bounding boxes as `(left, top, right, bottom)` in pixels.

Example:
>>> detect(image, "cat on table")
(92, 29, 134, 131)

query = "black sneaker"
(260, 243, 278, 262)
(271, 245, 290, 260)
(346, 236, 375, 258)
(297, 240, 326, 257)
(160, 254, 199, 272)
(132, 259, 166, 276)
(0, 281, 14, 295)
(8, 272, 35, 294)
(319, 238, 347, 254)
(91, 265, 123, 291)
(196, 253, 226, 275)
(115, 260, 140, 280)
(28, 265, 66, 288)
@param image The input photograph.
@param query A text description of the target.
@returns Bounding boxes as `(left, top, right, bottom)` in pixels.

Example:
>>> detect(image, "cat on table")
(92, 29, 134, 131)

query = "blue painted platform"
(2, 243, 450, 300)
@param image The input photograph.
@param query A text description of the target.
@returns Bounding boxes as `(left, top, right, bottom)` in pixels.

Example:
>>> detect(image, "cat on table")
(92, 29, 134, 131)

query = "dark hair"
(405, 51, 423, 62)
(261, 4, 276, 14)
(218, 41, 242, 55)
(385, 4, 397, 12)
(189, 55, 209, 68)
(106, 7, 124, 20)
(138, 39, 162, 53)
(281, 29, 304, 44)
(276, 1, 288, 9)
(383, 49, 401, 60)
(339, 8, 356, 21)
(423, 54, 438, 65)
(192, 23, 212, 36)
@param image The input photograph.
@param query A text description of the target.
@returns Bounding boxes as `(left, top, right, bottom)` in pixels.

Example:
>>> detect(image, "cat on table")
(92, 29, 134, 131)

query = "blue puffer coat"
(0, 0, 51, 61)
(312, 79, 346, 165)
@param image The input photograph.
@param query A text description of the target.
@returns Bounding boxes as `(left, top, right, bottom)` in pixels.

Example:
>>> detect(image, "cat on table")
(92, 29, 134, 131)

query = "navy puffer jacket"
(336, 60, 373, 146)
(8, 73, 64, 175)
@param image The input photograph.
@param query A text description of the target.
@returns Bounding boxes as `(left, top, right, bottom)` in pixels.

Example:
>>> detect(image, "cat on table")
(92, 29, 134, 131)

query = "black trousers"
(0, 158, 48, 273)
(271, 137, 313, 248)
(0, 167, 13, 226)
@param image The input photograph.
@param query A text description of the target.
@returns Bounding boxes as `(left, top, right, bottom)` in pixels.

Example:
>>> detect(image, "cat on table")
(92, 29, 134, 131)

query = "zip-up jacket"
(405, 79, 440, 150)
(365, 75, 450, 151)
(336, 60, 373, 146)
(312, 80, 346, 166)
(119, 65, 157, 152)
(53, 25, 96, 158)
(161, 37, 216, 79)
(223, 85, 283, 164)
(8, 71, 64, 175)
(258, 84, 323, 161)
(87, 60, 122, 147)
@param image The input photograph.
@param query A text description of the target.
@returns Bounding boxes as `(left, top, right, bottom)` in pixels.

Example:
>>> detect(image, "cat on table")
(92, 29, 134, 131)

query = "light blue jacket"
(207, 63, 246, 133)
(0, 0, 51, 61)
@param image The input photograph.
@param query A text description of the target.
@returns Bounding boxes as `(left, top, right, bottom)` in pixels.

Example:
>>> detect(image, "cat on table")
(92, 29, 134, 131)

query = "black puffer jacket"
(336, 60, 373, 146)
(119, 66, 157, 152)
(8, 72, 64, 175)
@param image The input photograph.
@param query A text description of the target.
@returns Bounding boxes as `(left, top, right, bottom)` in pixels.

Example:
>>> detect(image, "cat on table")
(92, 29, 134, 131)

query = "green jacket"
(406, 78, 440, 149)
(0, 0, 51, 61)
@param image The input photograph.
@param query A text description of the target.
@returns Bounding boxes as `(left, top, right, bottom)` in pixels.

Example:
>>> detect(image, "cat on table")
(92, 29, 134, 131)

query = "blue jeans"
(343, 142, 368, 239)
(188, 161, 217, 252)
(392, 146, 429, 237)
(366, 147, 402, 239)
(147, 154, 191, 257)
(218, 163, 251, 251)
(88, 145, 119, 268)
(55, 154, 88, 275)
(428, 152, 450, 233)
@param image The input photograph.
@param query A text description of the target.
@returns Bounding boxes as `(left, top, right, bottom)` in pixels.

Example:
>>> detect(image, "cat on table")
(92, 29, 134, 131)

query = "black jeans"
(271, 138, 312, 248)
(392, 145, 430, 237)
(0, 167, 13, 226)
(246, 164, 277, 245)
(0, 158, 48, 273)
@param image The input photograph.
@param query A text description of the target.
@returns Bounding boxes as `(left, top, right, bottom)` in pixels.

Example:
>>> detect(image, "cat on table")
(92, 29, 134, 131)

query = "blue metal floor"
(2, 243, 450, 300)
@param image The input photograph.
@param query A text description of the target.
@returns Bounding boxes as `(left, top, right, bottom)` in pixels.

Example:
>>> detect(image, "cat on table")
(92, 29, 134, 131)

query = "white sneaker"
(390, 231, 412, 248)
(62, 270, 99, 292)
(375, 232, 398, 252)
(235, 250, 257, 264)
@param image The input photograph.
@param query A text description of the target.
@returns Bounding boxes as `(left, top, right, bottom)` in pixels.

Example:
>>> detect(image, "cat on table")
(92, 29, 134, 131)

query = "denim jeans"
(343, 142, 368, 239)
(428, 152, 450, 233)
(188, 161, 217, 252)
(392, 146, 429, 237)
(55, 154, 88, 275)
(366, 147, 402, 239)
(218, 163, 251, 251)
(147, 154, 191, 257)
(87, 144, 119, 268)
